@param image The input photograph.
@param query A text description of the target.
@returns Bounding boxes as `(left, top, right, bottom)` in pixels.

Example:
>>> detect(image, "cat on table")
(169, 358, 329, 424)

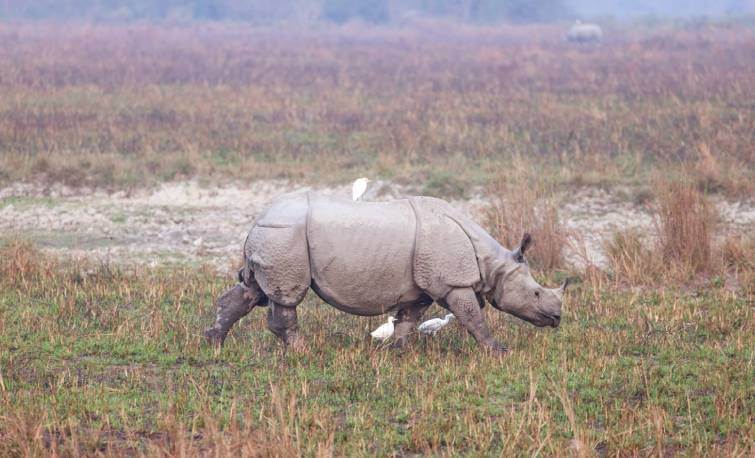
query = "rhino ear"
(513, 233, 533, 263)
(560, 276, 574, 292)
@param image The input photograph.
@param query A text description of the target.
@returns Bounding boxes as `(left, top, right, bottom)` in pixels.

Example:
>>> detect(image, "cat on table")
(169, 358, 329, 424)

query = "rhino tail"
(237, 258, 268, 307)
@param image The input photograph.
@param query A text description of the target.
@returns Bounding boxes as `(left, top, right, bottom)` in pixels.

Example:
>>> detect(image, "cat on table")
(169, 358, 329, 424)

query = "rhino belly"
(307, 197, 420, 316)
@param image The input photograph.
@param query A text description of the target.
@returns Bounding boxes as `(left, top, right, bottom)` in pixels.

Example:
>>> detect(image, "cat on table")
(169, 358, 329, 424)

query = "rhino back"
(307, 196, 420, 315)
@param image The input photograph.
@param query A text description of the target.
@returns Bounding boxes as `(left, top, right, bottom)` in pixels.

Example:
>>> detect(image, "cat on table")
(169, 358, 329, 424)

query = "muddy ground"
(1, 180, 752, 273)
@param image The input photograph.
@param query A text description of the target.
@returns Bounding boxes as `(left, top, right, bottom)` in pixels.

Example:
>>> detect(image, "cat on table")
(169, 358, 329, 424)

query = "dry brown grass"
(0, 23, 752, 192)
(655, 176, 716, 276)
(603, 229, 661, 286)
(722, 234, 755, 297)
(0, 392, 327, 457)
(485, 157, 568, 272)
(722, 235, 753, 272)
(1, 240, 752, 455)
(602, 175, 749, 289)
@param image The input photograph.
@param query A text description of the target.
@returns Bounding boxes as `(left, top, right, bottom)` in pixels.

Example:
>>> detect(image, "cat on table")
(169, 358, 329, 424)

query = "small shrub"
(721, 234, 754, 297)
(655, 176, 716, 275)
(604, 229, 660, 285)
(722, 235, 753, 271)
(605, 177, 718, 286)
(0, 239, 31, 273)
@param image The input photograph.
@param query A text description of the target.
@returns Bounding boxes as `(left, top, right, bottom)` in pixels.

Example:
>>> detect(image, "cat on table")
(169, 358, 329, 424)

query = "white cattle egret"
(370, 316, 396, 341)
(417, 314, 454, 336)
(352, 177, 370, 201)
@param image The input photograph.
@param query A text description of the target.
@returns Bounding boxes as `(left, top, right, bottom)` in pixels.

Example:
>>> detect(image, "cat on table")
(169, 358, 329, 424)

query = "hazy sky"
(569, 0, 755, 18)
(1, 0, 753, 22)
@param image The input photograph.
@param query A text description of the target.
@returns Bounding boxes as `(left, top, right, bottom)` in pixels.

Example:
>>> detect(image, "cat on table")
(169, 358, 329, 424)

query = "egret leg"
(391, 301, 432, 348)
(267, 302, 304, 351)
(441, 288, 507, 353)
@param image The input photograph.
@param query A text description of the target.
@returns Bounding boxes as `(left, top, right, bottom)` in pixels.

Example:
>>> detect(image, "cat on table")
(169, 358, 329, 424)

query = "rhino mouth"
(539, 312, 560, 328)
(489, 298, 560, 328)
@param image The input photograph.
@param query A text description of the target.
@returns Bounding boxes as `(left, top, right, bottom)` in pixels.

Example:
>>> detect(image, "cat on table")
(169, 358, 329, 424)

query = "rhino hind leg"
(442, 288, 507, 354)
(391, 299, 433, 348)
(267, 303, 304, 351)
(204, 281, 267, 347)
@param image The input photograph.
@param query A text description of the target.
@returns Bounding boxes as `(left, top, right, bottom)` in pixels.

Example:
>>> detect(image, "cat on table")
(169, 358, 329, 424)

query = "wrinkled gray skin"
(204, 193, 568, 353)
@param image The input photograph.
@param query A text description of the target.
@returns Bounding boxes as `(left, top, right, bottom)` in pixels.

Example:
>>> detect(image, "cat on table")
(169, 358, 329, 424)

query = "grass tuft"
(485, 157, 568, 273)
(655, 176, 716, 276)
(604, 229, 660, 286)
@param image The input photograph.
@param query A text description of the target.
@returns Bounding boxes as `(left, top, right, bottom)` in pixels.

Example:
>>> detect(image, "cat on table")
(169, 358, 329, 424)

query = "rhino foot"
(389, 339, 411, 352)
(204, 328, 226, 347)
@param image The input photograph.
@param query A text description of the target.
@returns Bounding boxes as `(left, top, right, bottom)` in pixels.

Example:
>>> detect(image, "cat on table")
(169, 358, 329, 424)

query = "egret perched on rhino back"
(352, 177, 370, 201)
(204, 193, 569, 353)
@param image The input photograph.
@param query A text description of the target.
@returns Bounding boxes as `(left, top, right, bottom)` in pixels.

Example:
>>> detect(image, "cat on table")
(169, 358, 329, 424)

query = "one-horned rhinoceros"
(204, 193, 568, 353)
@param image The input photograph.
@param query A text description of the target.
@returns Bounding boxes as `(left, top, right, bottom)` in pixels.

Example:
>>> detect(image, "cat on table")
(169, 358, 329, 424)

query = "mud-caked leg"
(204, 282, 265, 347)
(391, 300, 432, 348)
(267, 303, 304, 351)
(442, 288, 507, 353)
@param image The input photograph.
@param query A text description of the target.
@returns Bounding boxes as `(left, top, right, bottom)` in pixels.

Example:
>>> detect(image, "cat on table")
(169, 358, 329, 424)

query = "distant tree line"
(0, 0, 572, 23)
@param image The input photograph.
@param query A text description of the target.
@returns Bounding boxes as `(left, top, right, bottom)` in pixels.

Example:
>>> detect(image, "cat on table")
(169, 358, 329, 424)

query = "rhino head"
(487, 234, 568, 328)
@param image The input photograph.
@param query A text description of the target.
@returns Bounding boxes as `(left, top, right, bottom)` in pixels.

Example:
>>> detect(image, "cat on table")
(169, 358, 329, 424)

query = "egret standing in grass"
(417, 314, 455, 336)
(370, 316, 396, 341)
(352, 177, 370, 201)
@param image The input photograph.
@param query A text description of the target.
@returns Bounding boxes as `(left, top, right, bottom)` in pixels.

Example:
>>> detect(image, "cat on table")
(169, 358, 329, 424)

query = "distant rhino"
(204, 193, 568, 353)
(567, 20, 603, 43)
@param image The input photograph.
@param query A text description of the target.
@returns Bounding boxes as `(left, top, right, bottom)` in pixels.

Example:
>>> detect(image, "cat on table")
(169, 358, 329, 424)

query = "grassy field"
(0, 21, 754, 456)
(0, 241, 752, 456)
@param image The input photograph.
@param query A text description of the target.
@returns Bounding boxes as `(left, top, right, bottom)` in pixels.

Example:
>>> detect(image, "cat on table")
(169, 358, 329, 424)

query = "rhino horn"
(551, 277, 574, 299)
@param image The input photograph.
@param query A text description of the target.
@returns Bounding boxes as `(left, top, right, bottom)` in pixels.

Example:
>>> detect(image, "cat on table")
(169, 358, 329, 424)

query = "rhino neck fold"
(445, 212, 512, 295)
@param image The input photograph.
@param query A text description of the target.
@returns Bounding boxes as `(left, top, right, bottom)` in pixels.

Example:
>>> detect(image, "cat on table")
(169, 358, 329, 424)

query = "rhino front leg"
(205, 282, 265, 347)
(267, 303, 304, 351)
(442, 288, 507, 353)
